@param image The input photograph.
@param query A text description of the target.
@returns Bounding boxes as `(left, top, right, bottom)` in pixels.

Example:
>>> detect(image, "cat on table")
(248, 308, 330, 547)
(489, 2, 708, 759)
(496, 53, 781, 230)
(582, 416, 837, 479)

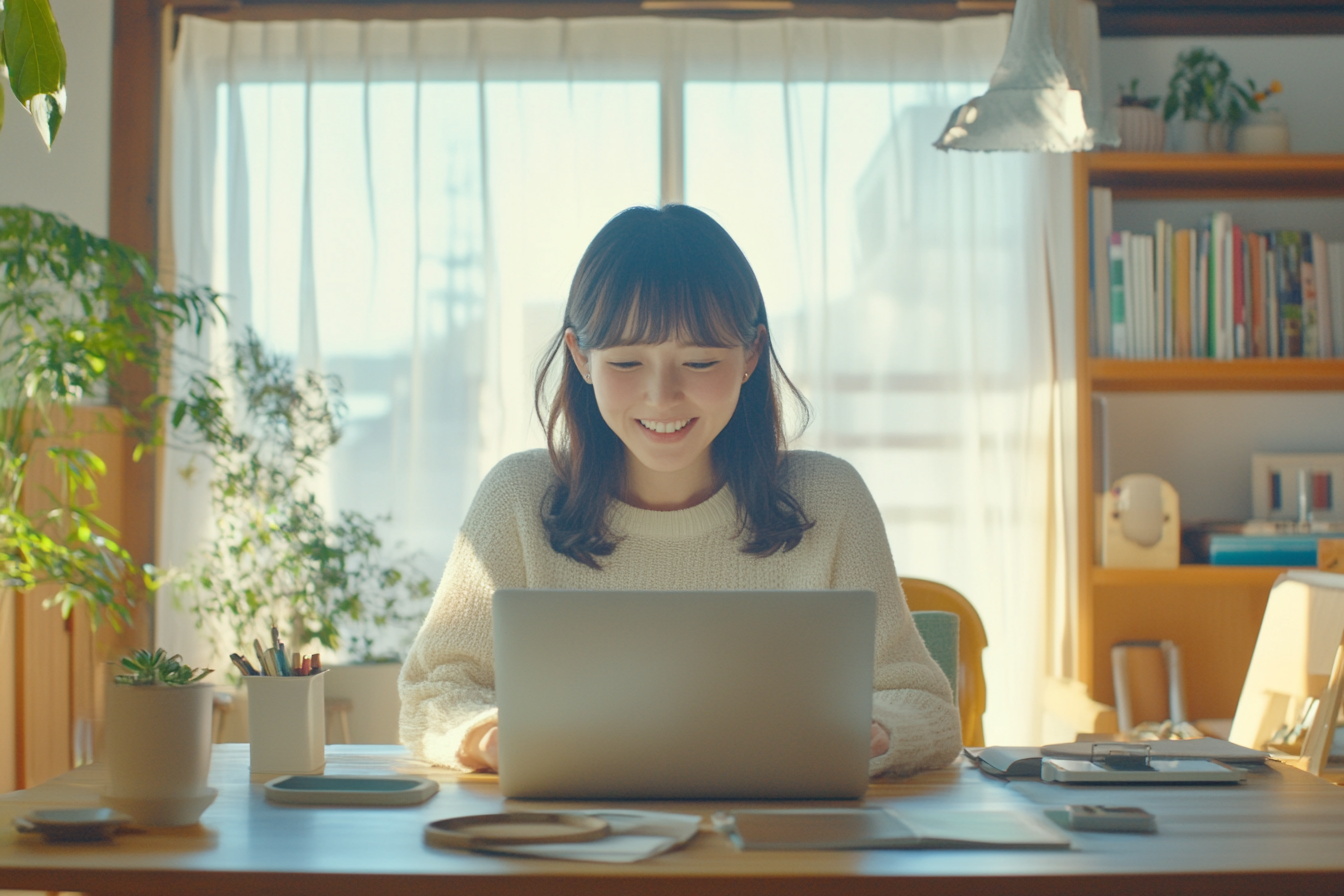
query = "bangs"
(574, 237, 760, 351)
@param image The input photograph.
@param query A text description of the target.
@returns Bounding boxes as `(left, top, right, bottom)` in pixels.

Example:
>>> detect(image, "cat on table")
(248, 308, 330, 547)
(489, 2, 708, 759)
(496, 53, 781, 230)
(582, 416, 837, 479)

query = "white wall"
(0, 0, 114, 235)
(1096, 35, 1344, 522)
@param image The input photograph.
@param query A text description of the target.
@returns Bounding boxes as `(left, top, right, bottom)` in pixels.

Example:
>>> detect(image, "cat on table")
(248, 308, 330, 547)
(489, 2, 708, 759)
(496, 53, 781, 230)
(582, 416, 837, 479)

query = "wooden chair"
(902, 577, 988, 747)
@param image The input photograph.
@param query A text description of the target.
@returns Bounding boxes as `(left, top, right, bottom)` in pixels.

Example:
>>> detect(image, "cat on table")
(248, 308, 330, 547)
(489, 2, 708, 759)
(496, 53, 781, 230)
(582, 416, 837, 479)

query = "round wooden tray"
(424, 812, 611, 850)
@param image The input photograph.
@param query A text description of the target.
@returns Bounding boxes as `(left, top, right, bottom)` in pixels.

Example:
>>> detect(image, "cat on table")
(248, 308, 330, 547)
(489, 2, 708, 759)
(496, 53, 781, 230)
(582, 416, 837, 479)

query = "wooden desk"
(1, 745, 1343, 896)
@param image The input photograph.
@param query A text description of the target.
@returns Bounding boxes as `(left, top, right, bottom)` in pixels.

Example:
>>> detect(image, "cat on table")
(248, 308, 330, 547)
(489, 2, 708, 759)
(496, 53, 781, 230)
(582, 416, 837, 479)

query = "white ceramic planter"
(102, 682, 216, 826)
(1233, 110, 1290, 153)
(1169, 119, 1229, 153)
(1114, 106, 1165, 153)
(322, 662, 403, 744)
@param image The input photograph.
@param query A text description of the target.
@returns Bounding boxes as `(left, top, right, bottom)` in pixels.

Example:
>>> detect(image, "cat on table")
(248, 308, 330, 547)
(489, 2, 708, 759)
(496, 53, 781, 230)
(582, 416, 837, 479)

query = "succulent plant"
(114, 648, 212, 686)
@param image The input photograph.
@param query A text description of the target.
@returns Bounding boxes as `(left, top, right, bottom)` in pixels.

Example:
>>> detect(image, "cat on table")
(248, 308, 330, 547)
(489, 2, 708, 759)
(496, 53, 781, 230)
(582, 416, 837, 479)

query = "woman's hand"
(871, 721, 891, 758)
(457, 722, 500, 771)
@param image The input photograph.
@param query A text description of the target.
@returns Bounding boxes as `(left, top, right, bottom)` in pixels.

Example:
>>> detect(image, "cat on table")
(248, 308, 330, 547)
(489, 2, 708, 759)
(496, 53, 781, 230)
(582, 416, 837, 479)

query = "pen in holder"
(246, 673, 326, 776)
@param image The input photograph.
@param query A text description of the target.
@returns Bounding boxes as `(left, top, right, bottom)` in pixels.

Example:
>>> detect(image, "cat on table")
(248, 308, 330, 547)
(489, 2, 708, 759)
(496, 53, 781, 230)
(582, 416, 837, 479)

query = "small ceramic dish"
(425, 812, 611, 851)
(265, 774, 439, 806)
(14, 807, 133, 842)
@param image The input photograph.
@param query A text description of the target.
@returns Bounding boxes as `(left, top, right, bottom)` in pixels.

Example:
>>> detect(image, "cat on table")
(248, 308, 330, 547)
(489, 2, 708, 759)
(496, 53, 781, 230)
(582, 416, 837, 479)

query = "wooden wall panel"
(14, 408, 132, 789)
(0, 590, 16, 793)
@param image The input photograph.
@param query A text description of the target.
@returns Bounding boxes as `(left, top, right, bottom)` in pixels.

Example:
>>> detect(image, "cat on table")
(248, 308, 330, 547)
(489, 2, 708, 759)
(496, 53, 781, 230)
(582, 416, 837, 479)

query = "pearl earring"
(743, 373, 750, 382)
(584, 373, 592, 383)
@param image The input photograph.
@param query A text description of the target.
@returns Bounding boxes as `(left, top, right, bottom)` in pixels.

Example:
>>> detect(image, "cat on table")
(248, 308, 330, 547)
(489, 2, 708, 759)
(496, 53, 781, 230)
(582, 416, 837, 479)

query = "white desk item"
(246, 673, 326, 776)
(264, 774, 438, 806)
(492, 588, 876, 799)
(1100, 474, 1180, 568)
(14, 808, 133, 842)
(424, 810, 700, 863)
(720, 807, 1070, 850)
(1041, 758, 1246, 784)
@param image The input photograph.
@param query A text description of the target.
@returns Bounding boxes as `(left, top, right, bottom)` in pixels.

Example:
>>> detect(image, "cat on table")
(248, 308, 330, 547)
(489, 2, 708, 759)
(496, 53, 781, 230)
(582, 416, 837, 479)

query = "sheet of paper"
(473, 810, 701, 863)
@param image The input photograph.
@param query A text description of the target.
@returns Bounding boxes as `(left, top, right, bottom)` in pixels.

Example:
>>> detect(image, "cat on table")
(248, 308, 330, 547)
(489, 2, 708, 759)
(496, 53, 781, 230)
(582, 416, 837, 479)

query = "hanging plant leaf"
(1, 0, 67, 147)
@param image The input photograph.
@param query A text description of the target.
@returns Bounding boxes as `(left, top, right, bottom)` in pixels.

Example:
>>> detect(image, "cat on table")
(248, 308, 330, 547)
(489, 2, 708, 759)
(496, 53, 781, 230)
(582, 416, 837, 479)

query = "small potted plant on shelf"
(169, 330, 433, 743)
(1162, 48, 1263, 153)
(1232, 80, 1287, 153)
(103, 649, 216, 826)
(1114, 78, 1164, 153)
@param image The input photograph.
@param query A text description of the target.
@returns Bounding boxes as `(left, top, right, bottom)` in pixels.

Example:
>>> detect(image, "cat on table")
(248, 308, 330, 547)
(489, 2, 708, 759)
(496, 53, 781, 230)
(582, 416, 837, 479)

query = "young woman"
(398, 205, 961, 778)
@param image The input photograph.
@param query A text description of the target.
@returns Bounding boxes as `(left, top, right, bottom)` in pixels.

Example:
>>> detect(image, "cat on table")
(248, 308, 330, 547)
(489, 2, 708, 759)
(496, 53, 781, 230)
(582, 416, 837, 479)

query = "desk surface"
(1, 745, 1343, 896)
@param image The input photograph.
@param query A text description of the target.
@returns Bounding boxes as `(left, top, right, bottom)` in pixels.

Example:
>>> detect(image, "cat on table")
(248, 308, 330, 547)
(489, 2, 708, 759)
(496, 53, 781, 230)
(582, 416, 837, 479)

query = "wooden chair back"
(901, 577, 988, 747)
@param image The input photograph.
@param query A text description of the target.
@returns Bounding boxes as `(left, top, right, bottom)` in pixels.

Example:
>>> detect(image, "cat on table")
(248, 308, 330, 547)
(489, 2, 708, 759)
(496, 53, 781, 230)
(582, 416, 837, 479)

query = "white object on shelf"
(1233, 110, 1290, 154)
(1100, 474, 1180, 568)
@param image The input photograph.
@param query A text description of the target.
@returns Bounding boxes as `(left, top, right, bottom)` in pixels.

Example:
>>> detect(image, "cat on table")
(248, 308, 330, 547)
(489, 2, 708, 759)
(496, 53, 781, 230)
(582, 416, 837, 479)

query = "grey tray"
(264, 774, 440, 806)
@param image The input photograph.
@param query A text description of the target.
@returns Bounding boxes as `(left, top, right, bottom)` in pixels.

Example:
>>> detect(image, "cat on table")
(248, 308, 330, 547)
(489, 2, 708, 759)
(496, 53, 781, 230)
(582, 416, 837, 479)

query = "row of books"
(1088, 187, 1344, 360)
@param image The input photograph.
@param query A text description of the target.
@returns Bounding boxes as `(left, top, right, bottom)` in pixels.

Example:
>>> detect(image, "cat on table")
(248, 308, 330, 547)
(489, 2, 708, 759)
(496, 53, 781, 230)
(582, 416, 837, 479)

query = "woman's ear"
(564, 329, 591, 382)
(744, 324, 767, 380)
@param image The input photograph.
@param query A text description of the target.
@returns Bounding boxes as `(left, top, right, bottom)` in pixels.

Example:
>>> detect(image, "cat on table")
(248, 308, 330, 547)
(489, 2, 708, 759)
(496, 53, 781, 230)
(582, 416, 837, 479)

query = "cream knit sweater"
(398, 449, 963, 778)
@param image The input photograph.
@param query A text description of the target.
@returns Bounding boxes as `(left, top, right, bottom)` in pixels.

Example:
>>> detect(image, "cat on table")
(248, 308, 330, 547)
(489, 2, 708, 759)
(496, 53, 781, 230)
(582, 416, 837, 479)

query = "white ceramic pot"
(1168, 119, 1230, 153)
(103, 682, 216, 825)
(1233, 110, 1290, 153)
(1114, 106, 1165, 153)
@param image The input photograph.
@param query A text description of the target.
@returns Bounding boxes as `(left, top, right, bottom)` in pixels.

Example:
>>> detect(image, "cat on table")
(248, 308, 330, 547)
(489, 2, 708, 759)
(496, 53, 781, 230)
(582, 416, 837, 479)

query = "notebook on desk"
(492, 588, 876, 800)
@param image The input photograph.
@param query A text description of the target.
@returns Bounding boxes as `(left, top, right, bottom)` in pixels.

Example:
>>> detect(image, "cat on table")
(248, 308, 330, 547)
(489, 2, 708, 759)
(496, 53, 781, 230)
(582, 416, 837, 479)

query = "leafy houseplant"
(1, 206, 219, 628)
(105, 649, 216, 826)
(170, 330, 432, 671)
(1162, 48, 1266, 152)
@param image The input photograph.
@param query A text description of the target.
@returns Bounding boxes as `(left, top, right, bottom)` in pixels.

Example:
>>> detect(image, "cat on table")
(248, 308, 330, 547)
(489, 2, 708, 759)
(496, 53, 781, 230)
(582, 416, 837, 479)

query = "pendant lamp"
(935, 0, 1118, 153)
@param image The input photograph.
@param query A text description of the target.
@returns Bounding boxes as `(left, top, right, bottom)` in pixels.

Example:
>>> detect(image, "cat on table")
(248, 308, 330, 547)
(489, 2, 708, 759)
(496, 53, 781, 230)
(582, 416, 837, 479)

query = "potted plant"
(170, 330, 432, 741)
(1113, 79, 1164, 153)
(1162, 48, 1264, 153)
(1232, 80, 1287, 153)
(1, 206, 220, 628)
(102, 649, 216, 826)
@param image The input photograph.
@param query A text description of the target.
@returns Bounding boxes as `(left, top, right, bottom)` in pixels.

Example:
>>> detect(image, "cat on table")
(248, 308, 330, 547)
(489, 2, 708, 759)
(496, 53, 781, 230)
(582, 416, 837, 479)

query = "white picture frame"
(1251, 453, 1344, 524)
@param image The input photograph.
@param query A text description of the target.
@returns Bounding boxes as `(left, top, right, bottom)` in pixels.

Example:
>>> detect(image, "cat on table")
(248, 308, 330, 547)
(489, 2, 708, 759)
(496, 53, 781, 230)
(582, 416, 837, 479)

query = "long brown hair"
(533, 204, 812, 569)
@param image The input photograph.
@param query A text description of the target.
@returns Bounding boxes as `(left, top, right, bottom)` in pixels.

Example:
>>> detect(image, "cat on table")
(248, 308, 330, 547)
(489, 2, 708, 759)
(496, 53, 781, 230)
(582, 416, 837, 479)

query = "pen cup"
(245, 673, 326, 776)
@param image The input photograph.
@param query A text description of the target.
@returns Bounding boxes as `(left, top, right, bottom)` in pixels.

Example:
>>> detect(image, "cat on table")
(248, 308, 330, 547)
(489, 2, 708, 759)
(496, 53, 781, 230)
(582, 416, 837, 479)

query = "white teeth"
(640, 419, 689, 434)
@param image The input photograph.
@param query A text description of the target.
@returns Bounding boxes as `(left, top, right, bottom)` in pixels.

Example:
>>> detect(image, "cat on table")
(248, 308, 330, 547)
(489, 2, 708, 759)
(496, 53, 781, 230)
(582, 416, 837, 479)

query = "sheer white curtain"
(164, 13, 1058, 744)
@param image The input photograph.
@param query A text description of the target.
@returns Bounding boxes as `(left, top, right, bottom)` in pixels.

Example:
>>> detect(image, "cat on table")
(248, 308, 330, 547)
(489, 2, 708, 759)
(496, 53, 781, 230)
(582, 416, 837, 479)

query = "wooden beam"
(109, 0, 166, 650)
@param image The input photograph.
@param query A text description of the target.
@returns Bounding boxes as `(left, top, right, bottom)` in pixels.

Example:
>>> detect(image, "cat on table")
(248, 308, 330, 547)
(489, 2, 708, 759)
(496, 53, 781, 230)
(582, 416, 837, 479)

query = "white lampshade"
(935, 0, 1118, 153)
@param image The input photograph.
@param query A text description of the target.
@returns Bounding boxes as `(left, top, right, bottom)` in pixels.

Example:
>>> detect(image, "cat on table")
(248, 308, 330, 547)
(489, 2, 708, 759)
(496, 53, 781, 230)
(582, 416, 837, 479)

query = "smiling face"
(565, 330, 762, 510)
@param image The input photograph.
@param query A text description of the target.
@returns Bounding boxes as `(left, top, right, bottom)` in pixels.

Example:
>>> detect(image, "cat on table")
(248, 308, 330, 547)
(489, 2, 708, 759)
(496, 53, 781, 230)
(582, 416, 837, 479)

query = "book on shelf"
(1183, 520, 1344, 565)
(1087, 190, 1344, 360)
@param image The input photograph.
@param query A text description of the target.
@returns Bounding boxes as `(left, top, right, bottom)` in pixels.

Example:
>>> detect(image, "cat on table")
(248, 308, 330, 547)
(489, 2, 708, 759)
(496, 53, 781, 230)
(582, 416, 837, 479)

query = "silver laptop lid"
(493, 589, 875, 800)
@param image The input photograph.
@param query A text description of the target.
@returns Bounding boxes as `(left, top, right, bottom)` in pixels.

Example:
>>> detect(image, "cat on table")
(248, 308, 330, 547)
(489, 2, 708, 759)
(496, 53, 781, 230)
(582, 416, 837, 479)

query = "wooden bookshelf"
(1089, 358, 1344, 392)
(1064, 152, 1344, 731)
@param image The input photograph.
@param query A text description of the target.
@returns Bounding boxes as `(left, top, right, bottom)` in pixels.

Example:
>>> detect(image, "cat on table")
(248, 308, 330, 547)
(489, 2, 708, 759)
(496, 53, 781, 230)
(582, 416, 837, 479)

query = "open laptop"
(492, 589, 876, 800)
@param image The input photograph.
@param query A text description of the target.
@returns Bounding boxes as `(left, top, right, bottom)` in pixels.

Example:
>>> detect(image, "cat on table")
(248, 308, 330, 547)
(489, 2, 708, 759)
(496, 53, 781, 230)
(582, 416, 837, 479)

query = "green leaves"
(1, 0, 68, 148)
(2, 205, 224, 629)
(114, 648, 212, 686)
(170, 331, 432, 669)
(1163, 47, 1261, 124)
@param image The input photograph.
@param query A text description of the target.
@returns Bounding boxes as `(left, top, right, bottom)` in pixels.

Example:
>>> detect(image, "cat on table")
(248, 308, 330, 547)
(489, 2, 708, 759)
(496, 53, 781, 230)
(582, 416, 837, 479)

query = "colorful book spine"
(1313, 232, 1332, 358)
(1266, 233, 1280, 358)
(1208, 535, 1324, 567)
(1174, 229, 1192, 358)
(1302, 232, 1319, 357)
(1110, 231, 1127, 358)
(1090, 187, 1113, 357)
(1249, 231, 1266, 358)
(1232, 224, 1245, 358)
(1278, 231, 1303, 357)
(1330, 242, 1344, 357)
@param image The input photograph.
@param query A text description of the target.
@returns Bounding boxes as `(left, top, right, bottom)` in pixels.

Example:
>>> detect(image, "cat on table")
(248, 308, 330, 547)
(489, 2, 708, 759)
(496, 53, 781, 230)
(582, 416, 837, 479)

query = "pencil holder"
(246, 673, 326, 776)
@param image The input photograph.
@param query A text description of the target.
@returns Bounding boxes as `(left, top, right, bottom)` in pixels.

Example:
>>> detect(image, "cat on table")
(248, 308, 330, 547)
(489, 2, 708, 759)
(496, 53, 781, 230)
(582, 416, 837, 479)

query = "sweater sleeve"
(822, 459, 963, 778)
(397, 455, 534, 769)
